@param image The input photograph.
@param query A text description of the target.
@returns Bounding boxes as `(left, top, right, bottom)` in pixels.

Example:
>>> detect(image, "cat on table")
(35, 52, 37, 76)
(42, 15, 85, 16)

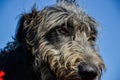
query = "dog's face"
(44, 16, 103, 80)
(16, 1, 105, 80)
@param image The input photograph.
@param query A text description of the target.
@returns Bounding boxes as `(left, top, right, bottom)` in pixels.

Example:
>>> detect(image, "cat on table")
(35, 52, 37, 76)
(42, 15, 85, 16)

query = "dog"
(0, 0, 105, 80)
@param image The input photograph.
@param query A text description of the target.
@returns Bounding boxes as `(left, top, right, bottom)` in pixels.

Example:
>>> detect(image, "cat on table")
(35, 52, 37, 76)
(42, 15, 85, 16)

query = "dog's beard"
(36, 40, 103, 80)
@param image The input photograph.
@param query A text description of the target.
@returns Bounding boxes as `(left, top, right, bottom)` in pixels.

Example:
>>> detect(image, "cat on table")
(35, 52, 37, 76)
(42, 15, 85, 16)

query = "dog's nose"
(78, 64, 98, 80)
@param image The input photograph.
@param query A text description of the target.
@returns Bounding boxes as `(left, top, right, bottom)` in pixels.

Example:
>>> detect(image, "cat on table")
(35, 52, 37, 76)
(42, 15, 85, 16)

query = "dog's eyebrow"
(49, 23, 66, 32)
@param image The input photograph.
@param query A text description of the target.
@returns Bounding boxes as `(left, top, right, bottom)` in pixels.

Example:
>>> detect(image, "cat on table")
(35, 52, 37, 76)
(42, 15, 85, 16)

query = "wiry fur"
(0, 0, 105, 80)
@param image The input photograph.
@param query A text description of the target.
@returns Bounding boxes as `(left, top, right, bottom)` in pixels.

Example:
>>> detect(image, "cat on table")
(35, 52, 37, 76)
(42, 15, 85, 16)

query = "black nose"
(78, 64, 98, 80)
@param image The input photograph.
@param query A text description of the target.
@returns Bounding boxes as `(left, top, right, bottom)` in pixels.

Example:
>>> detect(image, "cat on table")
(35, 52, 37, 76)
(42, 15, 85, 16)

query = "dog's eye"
(88, 36, 96, 41)
(88, 36, 96, 46)
(57, 27, 69, 36)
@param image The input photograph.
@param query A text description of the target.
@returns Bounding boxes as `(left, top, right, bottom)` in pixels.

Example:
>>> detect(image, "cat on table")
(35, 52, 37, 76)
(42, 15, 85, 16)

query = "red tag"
(0, 71, 5, 80)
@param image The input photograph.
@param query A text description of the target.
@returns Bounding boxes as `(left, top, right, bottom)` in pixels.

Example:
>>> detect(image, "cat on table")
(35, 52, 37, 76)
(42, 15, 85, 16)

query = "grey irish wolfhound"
(0, 0, 105, 80)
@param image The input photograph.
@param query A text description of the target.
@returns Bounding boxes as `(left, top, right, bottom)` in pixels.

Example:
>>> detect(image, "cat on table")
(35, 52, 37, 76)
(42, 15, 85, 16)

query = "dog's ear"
(15, 7, 39, 47)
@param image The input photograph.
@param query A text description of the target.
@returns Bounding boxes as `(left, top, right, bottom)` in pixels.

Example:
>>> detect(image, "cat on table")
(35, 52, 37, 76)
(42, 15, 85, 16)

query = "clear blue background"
(0, 0, 120, 80)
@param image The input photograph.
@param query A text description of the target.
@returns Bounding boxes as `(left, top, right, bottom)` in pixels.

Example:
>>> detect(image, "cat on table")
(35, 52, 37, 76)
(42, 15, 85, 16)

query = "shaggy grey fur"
(0, 0, 105, 80)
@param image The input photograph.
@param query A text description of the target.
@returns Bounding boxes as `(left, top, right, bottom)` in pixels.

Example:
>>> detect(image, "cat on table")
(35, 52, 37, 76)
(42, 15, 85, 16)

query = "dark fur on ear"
(16, 10, 37, 43)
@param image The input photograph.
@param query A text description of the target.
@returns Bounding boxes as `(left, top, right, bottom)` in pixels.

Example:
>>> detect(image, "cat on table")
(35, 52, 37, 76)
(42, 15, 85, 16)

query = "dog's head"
(16, 0, 105, 80)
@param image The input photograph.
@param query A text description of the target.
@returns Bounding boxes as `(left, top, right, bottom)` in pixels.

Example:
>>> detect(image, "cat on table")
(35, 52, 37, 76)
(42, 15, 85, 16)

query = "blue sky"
(0, 0, 120, 80)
